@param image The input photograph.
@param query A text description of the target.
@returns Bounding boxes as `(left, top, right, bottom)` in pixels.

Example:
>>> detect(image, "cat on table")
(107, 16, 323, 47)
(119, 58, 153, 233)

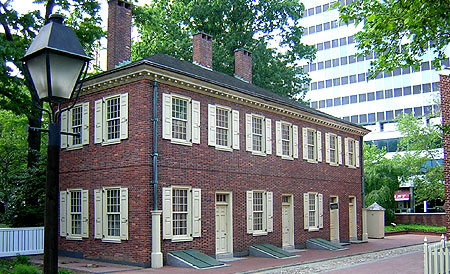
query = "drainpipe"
(151, 80, 163, 268)
(360, 135, 368, 242)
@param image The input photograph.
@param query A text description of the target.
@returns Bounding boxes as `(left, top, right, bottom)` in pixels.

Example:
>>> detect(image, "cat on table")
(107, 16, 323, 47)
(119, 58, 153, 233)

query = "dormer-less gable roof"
(82, 53, 370, 136)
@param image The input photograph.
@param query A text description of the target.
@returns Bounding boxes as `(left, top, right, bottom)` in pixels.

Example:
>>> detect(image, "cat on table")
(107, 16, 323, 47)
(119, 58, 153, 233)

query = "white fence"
(424, 235, 450, 274)
(0, 227, 44, 257)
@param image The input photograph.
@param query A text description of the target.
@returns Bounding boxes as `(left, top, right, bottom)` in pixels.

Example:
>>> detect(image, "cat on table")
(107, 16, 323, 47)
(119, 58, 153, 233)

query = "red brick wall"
(395, 213, 446, 227)
(440, 74, 450, 237)
(60, 78, 364, 265)
(192, 33, 213, 69)
(234, 50, 252, 83)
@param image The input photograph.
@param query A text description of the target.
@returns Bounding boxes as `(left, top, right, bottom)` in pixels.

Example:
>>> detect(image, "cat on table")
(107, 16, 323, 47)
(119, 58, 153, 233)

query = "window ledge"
(170, 236, 193, 243)
(329, 162, 339, 167)
(170, 139, 193, 146)
(251, 151, 266, 157)
(215, 146, 233, 152)
(252, 231, 268, 236)
(306, 159, 318, 164)
(66, 145, 83, 151)
(65, 236, 82, 241)
(102, 238, 122, 243)
(101, 139, 121, 146)
(308, 228, 320, 232)
(281, 155, 294, 160)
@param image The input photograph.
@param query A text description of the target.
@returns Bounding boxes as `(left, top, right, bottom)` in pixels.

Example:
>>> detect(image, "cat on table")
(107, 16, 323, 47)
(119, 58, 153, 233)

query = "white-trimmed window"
(325, 133, 342, 166)
(302, 128, 322, 162)
(162, 93, 200, 145)
(60, 189, 88, 239)
(61, 102, 89, 149)
(94, 93, 128, 145)
(275, 121, 298, 159)
(94, 187, 128, 242)
(162, 186, 201, 241)
(246, 190, 273, 235)
(208, 104, 239, 150)
(345, 137, 360, 168)
(303, 192, 323, 231)
(245, 114, 272, 155)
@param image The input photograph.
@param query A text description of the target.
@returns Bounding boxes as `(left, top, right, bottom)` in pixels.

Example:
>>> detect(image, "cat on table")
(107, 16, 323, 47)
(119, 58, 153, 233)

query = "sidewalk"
(29, 234, 441, 274)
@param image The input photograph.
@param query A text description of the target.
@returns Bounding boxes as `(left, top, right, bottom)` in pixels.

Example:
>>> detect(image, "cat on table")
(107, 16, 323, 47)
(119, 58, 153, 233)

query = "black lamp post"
(21, 14, 90, 274)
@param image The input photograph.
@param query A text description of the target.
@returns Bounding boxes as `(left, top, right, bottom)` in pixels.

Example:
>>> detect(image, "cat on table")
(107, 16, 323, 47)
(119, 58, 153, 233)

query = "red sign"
(394, 190, 410, 201)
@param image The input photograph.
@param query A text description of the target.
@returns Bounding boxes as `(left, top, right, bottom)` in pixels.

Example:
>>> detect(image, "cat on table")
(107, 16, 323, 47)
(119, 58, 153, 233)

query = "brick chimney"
(107, 0, 132, 70)
(234, 49, 252, 83)
(192, 33, 213, 69)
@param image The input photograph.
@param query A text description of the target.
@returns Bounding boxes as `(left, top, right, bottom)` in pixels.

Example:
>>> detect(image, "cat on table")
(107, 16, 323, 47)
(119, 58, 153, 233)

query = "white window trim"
(208, 104, 239, 151)
(162, 186, 201, 242)
(325, 133, 342, 166)
(162, 93, 200, 146)
(246, 190, 273, 236)
(61, 102, 89, 150)
(94, 186, 128, 243)
(60, 188, 89, 240)
(345, 137, 360, 168)
(94, 93, 128, 146)
(303, 192, 323, 232)
(276, 121, 298, 160)
(245, 113, 272, 156)
(302, 128, 322, 163)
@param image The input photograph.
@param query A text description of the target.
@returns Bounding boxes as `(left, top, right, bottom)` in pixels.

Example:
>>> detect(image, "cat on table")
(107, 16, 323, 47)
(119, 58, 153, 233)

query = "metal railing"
(0, 227, 44, 257)
(424, 234, 450, 274)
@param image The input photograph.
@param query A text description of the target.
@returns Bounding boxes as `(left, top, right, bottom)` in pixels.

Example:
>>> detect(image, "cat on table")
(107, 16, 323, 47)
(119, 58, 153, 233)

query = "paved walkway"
(29, 234, 441, 274)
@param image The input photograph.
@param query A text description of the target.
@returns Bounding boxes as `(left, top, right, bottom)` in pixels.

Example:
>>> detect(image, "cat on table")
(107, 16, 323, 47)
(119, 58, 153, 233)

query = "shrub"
(12, 264, 40, 274)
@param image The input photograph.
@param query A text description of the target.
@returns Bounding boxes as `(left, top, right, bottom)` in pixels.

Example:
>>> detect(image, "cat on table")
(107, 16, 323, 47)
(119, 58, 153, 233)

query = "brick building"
(440, 69, 450, 235)
(58, 0, 369, 267)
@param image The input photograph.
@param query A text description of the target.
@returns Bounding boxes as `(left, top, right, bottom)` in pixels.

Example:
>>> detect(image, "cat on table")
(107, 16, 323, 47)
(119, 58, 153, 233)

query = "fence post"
(425, 237, 429, 274)
(441, 234, 446, 273)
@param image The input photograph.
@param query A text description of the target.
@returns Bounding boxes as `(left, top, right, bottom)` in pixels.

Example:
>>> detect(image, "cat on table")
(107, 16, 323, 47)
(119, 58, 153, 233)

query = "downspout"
(151, 80, 163, 268)
(152, 80, 159, 210)
(360, 135, 365, 207)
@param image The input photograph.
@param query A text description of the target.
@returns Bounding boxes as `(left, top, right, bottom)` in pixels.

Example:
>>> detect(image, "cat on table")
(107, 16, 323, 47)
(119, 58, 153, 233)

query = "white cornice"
(81, 64, 370, 136)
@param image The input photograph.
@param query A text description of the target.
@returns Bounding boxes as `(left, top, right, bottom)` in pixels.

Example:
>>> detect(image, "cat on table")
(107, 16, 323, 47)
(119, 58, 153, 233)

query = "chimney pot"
(193, 32, 213, 69)
(234, 49, 252, 83)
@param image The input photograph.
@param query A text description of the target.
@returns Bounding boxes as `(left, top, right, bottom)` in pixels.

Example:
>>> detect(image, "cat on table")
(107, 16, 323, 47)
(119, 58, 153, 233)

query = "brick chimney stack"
(107, 0, 132, 70)
(234, 49, 252, 83)
(192, 33, 213, 69)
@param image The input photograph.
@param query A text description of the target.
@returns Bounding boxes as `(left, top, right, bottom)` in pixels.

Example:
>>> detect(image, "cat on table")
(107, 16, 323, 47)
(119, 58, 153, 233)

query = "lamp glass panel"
(49, 53, 84, 100)
(26, 54, 49, 100)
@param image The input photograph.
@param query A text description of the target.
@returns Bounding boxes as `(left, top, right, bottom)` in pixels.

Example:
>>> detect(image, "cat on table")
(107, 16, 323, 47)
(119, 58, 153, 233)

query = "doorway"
(349, 196, 357, 241)
(215, 192, 233, 256)
(281, 195, 294, 249)
(329, 196, 339, 242)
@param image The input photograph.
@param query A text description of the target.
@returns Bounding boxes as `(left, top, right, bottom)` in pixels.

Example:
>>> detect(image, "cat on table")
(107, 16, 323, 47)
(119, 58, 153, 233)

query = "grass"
(385, 223, 446, 233)
(0, 256, 73, 274)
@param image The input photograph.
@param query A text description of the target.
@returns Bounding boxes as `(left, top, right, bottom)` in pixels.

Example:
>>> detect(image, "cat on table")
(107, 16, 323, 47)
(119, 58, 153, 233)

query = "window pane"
(403, 86, 412, 96)
(413, 85, 421, 94)
(71, 106, 82, 145)
(106, 189, 121, 237)
(216, 108, 230, 147)
(332, 39, 339, 48)
(172, 97, 188, 140)
(376, 90, 384, 100)
(326, 79, 332, 88)
(252, 116, 263, 152)
(173, 189, 188, 236)
(385, 89, 393, 98)
(340, 57, 348, 65)
(342, 96, 349, 105)
(334, 97, 341, 106)
(386, 111, 394, 121)
(333, 78, 340, 86)
(350, 95, 357, 104)
(359, 93, 366, 102)
(367, 92, 375, 101)
(394, 88, 402, 97)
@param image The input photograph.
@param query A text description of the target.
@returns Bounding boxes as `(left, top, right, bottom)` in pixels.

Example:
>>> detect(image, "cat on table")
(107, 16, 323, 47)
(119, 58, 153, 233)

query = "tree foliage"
(339, 0, 450, 77)
(132, 0, 316, 101)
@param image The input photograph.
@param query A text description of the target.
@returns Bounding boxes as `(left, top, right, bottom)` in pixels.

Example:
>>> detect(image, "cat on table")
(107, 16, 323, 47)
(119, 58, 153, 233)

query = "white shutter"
(245, 114, 252, 151)
(94, 189, 102, 239)
(246, 191, 253, 234)
(355, 140, 360, 167)
(208, 104, 216, 146)
(266, 118, 272, 154)
(232, 110, 240, 150)
(192, 188, 201, 237)
(120, 187, 128, 240)
(317, 131, 322, 162)
(192, 100, 201, 144)
(60, 191, 67, 237)
(325, 133, 330, 163)
(68, 109, 73, 147)
(162, 187, 173, 239)
(266, 191, 273, 232)
(293, 125, 298, 159)
(318, 193, 323, 229)
(338, 136, 343, 165)
(302, 128, 308, 160)
(344, 138, 349, 166)
(162, 94, 172, 140)
(94, 99, 103, 144)
(275, 121, 282, 156)
(61, 111, 68, 149)
(303, 193, 309, 230)
(120, 93, 128, 140)
(82, 190, 89, 238)
(82, 102, 90, 145)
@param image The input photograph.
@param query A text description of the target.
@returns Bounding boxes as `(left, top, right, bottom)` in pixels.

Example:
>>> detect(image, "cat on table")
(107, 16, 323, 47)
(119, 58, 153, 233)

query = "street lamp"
(21, 14, 90, 274)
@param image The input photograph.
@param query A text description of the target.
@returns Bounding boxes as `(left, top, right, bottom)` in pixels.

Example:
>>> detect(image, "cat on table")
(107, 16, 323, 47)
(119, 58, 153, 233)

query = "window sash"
(172, 97, 189, 141)
(71, 106, 82, 145)
(308, 193, 317, 227)
(216, 107, 230, 147)
(348, 140, 355, 166)
(172, 189, 189, 236)
(106, 97, 121, 140)
(252, 116, 263, 152)
(106, 189, 121, 237)
(253, 192, 264, 231)
(281, 123, 291, 156)
(307, 130, 316, 160)
(69, 191, 82, 236)
(329, 135, 337, 164)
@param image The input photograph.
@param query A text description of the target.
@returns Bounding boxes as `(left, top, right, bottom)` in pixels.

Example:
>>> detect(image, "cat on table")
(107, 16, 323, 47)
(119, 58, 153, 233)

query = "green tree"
(132, 0, 316, 100)
(0, 0, 104, 169)
(338, 0, 449, 77)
